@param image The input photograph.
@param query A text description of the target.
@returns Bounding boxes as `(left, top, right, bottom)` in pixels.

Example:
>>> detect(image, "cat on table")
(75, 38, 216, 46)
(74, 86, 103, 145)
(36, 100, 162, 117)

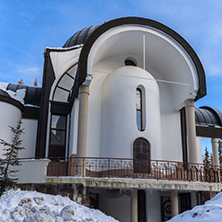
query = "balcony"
(47, 157, 221, 183)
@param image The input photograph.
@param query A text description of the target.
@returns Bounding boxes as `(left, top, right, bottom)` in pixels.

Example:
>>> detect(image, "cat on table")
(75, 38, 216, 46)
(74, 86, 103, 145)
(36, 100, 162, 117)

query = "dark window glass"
(125, 59, 136, 66)
(51, 115, 66, 129)
(136, 88, 143, 131)
(49, 115, 67, 158)
(50, 130, 66, 145)
(133, 138, 150, 173)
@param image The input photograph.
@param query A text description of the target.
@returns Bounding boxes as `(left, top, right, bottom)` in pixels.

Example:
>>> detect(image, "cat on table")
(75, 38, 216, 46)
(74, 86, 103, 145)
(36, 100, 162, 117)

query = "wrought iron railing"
(47, 157, 221, 183)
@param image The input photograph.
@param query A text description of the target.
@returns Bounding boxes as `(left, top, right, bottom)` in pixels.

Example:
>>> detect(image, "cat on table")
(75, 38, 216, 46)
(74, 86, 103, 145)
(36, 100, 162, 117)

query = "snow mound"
(168, 192, 222, 222)
(0, 189, 118, 222)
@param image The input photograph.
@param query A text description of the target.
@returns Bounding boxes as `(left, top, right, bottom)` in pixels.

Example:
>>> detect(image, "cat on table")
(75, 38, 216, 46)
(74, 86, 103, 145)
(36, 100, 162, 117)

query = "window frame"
(133, 137, 151, 173)
(136, 87, 145, 131)
(52, 63, 77, 103)
(48, 114, 67, 158)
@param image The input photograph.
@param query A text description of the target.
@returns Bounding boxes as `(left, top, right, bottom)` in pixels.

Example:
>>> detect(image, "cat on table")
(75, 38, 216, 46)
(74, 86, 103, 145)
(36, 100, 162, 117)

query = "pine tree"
(0, 119, 25, 195)
(203, 147, 213, 182)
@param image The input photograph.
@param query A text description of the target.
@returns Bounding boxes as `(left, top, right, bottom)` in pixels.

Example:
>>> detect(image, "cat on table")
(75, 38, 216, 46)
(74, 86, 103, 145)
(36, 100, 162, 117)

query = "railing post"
(157, 160, 159, 180)
(83, 157, 85, 177)
(121, 158, 122, 178)
(96, 158, 97, 177)
(57, 158, 59, 177)
(108, 158, 110, 178)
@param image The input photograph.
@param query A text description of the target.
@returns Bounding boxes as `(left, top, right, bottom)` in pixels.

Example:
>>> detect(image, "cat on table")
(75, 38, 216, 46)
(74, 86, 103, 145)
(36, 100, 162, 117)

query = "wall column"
(191, 191, 197, 208)
(171, 190, 179, 218)
(211, 138, 219, 166)
(185, 99, 198, 163)
(77, 85, 90, 158)
(130, 189, 138, 222)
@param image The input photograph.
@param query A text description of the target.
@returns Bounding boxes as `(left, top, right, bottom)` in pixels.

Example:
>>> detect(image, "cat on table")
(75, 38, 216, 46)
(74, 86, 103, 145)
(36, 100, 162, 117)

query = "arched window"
(136, 88, 144, 131)
(48, 64, 77, 158)
(53, 64, 77, 102)
(133, 138, 150, 173)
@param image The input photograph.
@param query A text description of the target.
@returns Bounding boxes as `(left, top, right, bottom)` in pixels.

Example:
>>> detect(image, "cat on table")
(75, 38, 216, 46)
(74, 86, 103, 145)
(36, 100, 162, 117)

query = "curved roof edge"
(195, 106, 222, 127)
(75, 16, 206, 101)
(7, 83, 42, 107)
(0, 95, 24, 112)
(0, 83, 42, 107)
(63, 25, 100, 48)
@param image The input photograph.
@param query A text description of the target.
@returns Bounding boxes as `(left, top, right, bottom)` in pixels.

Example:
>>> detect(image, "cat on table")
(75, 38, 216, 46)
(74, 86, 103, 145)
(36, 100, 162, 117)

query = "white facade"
(0, 101, 22, 157)
(0, 17, 222, 222)
(18, 119, 38, 158)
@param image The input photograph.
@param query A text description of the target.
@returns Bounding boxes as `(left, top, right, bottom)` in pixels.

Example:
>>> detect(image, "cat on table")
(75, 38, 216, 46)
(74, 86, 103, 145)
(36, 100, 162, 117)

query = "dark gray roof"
(195, 106, 222, 127)
(63, 25, 100, 48)
(6, 83, 42, 106)
(0, 89, 10, 97)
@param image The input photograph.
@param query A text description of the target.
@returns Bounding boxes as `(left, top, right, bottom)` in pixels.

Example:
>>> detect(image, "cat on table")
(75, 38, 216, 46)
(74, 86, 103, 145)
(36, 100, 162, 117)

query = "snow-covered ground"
(0, 189, 119, 222)
(168, 192, 222, 222)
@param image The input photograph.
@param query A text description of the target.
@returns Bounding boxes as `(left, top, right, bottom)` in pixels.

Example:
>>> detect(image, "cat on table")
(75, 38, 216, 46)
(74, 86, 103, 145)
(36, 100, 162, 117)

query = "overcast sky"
(0, 0, 222, 151)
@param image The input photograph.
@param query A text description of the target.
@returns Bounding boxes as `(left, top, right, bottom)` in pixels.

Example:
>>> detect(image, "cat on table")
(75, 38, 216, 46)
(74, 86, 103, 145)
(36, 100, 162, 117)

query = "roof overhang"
(75, 17, 206, 104)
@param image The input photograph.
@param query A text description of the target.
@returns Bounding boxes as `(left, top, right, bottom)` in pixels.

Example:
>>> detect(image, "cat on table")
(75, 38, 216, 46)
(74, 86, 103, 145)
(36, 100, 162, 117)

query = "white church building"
(0, 17, 222, 222)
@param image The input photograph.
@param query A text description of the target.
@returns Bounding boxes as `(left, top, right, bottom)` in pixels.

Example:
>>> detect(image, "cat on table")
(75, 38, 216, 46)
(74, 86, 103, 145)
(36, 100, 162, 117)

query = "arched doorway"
(133, 138, 150, 173)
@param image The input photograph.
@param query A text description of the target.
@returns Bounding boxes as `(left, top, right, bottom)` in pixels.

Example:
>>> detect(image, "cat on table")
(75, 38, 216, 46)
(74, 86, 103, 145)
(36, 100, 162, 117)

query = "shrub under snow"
(168, 192, 222, 222)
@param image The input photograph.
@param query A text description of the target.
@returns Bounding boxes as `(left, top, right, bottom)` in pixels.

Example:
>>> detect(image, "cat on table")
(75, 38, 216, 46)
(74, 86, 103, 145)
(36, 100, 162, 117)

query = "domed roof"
(63, 25, 99, 48)
(195, 106, 222, 127)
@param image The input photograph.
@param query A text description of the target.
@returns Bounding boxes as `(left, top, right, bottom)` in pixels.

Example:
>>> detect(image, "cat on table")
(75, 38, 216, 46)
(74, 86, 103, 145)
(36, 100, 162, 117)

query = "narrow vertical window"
(136, 88, 143, 131)
(49, 115, 67, 158)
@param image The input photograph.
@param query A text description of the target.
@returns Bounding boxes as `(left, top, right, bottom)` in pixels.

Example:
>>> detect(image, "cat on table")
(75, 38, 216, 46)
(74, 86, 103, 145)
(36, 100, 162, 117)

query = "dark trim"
(23, 106, 40, 120)
(71, 17, 206, 105)
(57, 86, 70, 92)
(51, 101, 70, 115)
(0, 95, 24, 112)
(35, 49, 56, 158)
(52, 63, 78, 102)
(196, 126, 222, 139)
(180, 108, 188, 163)
(65, 72, 75, 80)
(69, 72, 82, 105)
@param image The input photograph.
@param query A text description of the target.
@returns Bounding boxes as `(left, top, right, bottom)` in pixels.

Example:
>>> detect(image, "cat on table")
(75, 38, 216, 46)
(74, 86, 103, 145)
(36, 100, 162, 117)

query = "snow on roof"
(168, 192, 222, 222)
(0, 82, 25, 104)
(0, 82, 41, 106)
